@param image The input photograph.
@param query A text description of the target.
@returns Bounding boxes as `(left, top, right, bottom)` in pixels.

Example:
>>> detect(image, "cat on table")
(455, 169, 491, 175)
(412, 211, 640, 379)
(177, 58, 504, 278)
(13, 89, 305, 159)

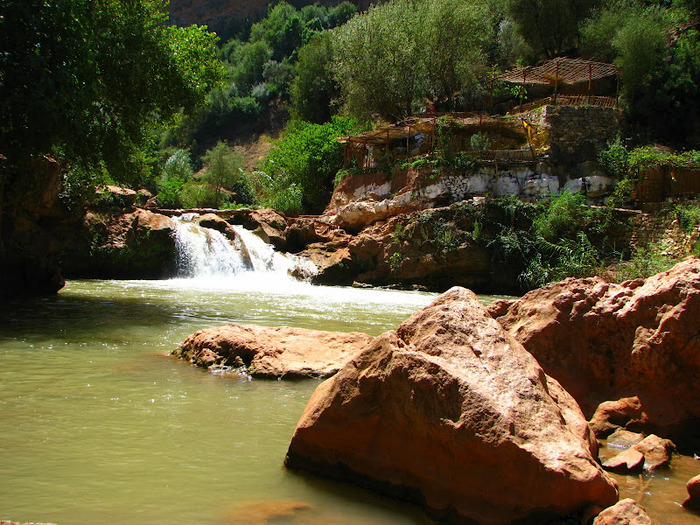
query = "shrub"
(261, 116, 359, 213)
(469, 132, 491, 151)
(156, 149, 193, 208)
(201, 141, 246, 208)
(598, 137, 629, 179)
(677, 203, 700, 233)
(534, 191, 590, 241)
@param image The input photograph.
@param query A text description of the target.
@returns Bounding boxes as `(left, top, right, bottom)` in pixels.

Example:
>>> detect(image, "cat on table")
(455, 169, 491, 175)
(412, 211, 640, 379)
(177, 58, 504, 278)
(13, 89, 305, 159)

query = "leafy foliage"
(259, 117, 358, 214)
(290, 33, 339, 123)
(156, 150, 194, 208)
(332, 0, 492, 121)
(201, 142, 249, 207)
(507, 0, 600, 58)
(0, 0, 224, 180)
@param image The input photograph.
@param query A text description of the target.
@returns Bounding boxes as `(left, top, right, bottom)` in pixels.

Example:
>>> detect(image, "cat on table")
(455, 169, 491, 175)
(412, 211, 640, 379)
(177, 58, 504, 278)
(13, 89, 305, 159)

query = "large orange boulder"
(175, 324, 373, 379)
(489, 258, 700, 441)
(285, 287, 618, 524)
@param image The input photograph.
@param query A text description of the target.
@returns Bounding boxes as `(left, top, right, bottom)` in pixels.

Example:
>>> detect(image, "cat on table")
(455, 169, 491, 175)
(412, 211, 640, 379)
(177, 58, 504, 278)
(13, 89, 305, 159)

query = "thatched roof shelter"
(496, 57, 619, 86)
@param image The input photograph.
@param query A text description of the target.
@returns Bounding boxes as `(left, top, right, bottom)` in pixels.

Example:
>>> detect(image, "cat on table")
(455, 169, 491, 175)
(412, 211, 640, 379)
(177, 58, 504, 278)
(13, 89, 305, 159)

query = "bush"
(201, 141, 246, 208)
(470, 132, 491, 151)
(598, 137, 629, 179)
(260, 116, 359, 213)
(534, 191, 590, 241)
(677, 203, 700, 233)
(179, 181, 218, 208)
(260, 181, 303, 216)
(156, 149, 193, 208)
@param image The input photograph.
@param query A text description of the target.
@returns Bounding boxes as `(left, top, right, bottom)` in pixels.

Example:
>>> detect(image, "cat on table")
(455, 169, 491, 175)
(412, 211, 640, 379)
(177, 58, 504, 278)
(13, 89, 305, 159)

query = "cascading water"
(172, 215, 316, 281)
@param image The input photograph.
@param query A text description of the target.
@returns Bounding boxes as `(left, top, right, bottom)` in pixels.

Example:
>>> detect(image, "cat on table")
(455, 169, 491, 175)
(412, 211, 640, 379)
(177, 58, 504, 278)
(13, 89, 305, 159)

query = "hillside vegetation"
(2, 0, 700, 296)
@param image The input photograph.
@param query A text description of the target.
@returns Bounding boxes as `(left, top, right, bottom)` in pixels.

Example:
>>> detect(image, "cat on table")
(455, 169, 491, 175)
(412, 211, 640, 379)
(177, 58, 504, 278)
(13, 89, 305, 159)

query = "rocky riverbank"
(172, 258, 700, 524)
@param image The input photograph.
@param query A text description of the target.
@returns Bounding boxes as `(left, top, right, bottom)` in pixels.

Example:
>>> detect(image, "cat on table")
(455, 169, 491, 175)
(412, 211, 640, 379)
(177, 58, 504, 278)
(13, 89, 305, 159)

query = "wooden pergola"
(494, 57, 621, 109)
(338, 114, 498, 168)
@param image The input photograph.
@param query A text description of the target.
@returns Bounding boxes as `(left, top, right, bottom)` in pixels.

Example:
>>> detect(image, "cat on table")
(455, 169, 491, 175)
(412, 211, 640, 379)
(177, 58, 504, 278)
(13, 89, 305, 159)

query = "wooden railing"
(510, 95, 619, 114)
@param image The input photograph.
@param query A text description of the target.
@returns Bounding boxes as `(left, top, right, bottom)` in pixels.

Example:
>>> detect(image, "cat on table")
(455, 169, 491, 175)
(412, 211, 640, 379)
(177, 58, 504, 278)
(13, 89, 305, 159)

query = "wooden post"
(554, 61, 559, 105)
(588, 63, 592, 105)
(406, 125, 411, 158)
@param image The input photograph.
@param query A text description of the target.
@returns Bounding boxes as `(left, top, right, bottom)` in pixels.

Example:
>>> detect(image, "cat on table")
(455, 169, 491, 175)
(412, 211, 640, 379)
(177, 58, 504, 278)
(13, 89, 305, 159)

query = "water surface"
(0, 278, 438, 525)
(1, 277, 697, 524)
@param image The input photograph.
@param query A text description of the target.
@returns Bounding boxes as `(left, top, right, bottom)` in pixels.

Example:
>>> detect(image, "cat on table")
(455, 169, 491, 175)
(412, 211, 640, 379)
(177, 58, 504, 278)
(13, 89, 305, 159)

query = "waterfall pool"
(1, 218, 698, 524)
(0, 278, 440, 525)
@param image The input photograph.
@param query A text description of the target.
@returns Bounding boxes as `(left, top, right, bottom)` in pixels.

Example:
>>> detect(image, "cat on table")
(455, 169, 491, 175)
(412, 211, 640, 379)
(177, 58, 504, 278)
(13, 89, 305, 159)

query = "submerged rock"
(489, 258, 700, 443)
(633, 434, 675, 471)
(602, 448, 645, 473)
(606, 429, 645, 450)
(602, 432, 674, 474)
(175, 324, 373, 379)
(221, 500, 311, 524)
(285, 287, 618, 524)
(592, 498, 654, 525)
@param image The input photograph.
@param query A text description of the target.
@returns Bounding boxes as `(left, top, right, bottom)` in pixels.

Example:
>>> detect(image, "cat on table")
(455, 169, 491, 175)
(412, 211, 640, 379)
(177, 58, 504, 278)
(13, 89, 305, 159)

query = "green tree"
(260, 117, 358, 214)
(0, 0, 224, 180)
(332, 1, 424, 121)
(157, 149, 193, 208)
(332, 0, 492, 121)
(230, 40, 273, 92)
(580, 0, 700, 146)
(290, 33, 339, 123)
(506, 0, 600, 58)
(249, 2, 304, 62)
(201, 141, 245, 208)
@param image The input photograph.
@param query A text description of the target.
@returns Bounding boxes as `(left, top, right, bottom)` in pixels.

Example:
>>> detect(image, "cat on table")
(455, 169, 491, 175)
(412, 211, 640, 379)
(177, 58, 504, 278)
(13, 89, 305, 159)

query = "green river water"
(1, 276, 698, 524)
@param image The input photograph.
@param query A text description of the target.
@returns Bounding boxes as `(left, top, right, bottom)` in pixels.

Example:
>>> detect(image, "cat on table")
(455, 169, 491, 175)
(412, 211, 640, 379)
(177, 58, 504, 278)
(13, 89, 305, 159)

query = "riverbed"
(0, 277, 698, 524)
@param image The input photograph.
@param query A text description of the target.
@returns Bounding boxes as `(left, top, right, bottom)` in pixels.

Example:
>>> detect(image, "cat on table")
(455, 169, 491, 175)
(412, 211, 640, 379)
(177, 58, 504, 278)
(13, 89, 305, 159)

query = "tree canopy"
(331, 0, 493, 121)
(0, 0, 223, 179)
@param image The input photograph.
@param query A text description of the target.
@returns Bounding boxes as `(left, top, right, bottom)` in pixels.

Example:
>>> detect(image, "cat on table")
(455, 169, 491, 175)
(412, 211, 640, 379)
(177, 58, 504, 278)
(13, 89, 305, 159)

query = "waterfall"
(172, 215, 316, 281)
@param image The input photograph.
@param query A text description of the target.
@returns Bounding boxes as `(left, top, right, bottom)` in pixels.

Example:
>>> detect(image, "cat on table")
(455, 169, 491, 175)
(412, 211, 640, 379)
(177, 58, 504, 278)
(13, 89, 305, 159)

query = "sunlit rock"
(286, 287, 618, 524)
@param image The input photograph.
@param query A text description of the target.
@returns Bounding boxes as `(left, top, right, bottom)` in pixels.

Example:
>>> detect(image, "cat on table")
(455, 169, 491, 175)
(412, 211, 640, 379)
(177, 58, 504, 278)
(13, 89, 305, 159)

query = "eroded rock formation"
(285, 287, 618, 524)
(176, 323, 373, 378)
(63, 206, 178, 279)
(489, 257, 700, 445)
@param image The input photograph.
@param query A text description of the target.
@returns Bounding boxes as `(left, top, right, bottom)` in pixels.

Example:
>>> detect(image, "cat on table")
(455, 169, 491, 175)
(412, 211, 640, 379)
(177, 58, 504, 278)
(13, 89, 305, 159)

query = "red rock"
(226, 208, 289, 250)
(176, 324, 374, 379)
(490, 258, 700, 440)
(285, 287, 618, 524)
(98, 184, 138, 207)
(602, 448, 645, 473)
(592, 498, 654, 524)
(197, 213, 243, 244)
(607, 429, 645, 450)
(65, 208, 177, 278)
(221, 500, 311, 524)
(633, 435, 674, 471)
(589, 397, 649, 438)
(685, 475, 700, 511)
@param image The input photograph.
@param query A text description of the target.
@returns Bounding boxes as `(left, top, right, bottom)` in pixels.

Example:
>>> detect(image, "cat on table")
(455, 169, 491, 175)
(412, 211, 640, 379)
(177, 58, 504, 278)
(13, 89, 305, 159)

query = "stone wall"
(524, 105, 622, 168)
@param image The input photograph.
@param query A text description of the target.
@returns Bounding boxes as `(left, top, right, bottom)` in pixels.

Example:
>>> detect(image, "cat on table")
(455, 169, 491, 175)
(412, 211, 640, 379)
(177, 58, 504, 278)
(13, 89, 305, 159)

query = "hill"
(167, 0, 377, 35)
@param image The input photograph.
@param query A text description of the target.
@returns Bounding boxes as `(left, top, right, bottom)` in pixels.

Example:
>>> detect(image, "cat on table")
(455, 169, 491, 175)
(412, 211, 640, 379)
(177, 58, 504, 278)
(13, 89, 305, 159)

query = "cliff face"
(166, 0, 376, 34)
(0, 157, 80, 298)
